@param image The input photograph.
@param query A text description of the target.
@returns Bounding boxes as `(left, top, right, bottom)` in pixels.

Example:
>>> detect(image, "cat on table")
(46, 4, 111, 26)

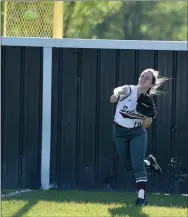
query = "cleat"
(146, 154, 162, 175)
(136, 198, 149, 206)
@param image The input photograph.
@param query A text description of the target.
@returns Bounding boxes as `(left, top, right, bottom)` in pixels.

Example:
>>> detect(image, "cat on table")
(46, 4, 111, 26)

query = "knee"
(114, 142, 120, 156)
(132, 161, 145, 173)
(113, 140, 124, 157)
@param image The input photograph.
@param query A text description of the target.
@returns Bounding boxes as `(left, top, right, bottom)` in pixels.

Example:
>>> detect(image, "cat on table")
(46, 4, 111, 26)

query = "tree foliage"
(1, 1, 187, 41)
(63, 1, 187, 41)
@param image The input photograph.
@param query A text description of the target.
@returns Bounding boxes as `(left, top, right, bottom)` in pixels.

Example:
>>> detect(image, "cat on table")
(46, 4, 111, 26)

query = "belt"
(114, 121, 143, 129)
(113, 122, 125, 128)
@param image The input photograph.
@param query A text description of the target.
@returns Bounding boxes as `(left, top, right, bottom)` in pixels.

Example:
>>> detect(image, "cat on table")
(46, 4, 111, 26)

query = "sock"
(144, 160, 151, 166)
(136, 181, 147, 199)
(138, 189, 145, 199)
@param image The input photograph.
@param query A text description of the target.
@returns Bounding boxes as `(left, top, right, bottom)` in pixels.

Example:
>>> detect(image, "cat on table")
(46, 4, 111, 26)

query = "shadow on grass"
(109, 205, 149, 217)
(2, 190, 188, 217)
(12, 200, 38, 217)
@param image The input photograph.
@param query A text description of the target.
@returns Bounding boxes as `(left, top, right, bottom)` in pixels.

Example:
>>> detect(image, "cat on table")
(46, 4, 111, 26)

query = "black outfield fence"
(1, 38, 188, 194)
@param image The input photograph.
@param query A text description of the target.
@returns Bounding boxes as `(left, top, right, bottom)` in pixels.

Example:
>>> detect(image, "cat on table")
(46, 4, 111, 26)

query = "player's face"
(138, 71, 154, 89)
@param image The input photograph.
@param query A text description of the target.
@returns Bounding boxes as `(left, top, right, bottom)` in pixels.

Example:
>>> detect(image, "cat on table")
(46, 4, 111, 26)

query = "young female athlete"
(110, 68, 169, 206)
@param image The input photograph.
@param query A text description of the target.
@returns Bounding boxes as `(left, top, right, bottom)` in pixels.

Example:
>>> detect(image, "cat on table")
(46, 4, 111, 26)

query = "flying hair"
(144, 68, 170, 95)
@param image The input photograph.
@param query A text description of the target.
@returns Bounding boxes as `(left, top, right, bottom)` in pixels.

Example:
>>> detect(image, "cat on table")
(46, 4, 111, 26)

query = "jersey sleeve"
(113, 85, 130, 97)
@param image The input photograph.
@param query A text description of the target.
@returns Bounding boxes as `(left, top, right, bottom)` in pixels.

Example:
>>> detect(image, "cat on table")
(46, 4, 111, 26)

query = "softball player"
(110, 68, 168, 206)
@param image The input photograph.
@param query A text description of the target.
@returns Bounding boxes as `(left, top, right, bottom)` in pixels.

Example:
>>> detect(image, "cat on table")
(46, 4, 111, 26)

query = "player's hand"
(110, 94, 118, 103)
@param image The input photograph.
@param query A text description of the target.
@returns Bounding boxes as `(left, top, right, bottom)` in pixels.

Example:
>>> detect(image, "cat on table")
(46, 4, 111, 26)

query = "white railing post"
(41, 47, 53, 190)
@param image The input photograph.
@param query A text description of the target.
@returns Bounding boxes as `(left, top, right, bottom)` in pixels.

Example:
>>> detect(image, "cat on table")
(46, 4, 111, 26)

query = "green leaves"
(2, 1, 187, 40)
(63, 1, 187, 41)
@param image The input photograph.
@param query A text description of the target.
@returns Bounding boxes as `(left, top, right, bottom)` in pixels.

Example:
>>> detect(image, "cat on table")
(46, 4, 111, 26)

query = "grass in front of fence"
(2, 190, 188, 217)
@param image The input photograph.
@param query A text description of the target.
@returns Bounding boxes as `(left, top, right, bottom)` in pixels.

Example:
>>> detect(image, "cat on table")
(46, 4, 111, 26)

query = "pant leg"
(130, 128, 148, 183)
(113, 124, 130, 176)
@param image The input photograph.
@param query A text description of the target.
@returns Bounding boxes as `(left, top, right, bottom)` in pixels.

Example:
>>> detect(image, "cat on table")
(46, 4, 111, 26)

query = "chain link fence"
(3, 0, 63, 38)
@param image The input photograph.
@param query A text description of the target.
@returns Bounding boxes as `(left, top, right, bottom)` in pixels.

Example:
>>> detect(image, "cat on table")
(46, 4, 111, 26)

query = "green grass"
(2, 190, 188, 217)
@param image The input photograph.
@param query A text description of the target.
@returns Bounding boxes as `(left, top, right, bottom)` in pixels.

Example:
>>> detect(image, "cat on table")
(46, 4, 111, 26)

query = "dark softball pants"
(113, 122, 148, 183)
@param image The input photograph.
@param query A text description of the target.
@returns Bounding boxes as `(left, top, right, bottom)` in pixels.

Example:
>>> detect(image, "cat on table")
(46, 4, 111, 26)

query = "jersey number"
(134, 121, 142, 128)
